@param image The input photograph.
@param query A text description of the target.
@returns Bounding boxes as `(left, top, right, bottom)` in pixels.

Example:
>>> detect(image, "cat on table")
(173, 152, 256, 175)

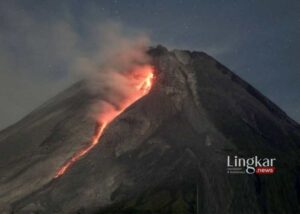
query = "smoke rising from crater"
(74, 22, 152, 124)
(0, 0, 155, 130)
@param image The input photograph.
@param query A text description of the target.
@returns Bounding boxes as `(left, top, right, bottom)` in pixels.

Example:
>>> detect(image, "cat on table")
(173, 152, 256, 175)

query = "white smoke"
(0, 0, 152, 129)
(74, 22, 151, 124)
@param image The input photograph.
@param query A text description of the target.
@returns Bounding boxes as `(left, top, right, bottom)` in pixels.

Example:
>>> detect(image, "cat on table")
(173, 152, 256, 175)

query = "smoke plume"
(0, 0, 153, 129)
(74, 22, 152, 124)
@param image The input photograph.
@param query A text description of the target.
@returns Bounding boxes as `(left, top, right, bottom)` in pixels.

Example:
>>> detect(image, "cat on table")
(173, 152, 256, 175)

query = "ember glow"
(54, 65, 154, 178)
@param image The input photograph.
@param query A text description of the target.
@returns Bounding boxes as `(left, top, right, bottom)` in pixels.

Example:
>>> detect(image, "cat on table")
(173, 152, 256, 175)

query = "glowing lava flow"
(54, 65, 154, 178)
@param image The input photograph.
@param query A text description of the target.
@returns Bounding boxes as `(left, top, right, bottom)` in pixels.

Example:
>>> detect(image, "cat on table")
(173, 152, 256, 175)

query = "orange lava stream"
(54, 65, 154, 178)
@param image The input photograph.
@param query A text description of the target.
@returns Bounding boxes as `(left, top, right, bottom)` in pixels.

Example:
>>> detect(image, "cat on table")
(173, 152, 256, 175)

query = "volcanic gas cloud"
(55, 65, 154, 178)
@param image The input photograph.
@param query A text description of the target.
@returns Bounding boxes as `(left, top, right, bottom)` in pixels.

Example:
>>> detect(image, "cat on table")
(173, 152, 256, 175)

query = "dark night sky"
(0, 0, 299, 129)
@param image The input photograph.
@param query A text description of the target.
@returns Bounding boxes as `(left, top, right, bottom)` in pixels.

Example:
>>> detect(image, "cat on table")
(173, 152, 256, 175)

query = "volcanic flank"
(0, 45, 299, 213)
(54, 65, 154, 178)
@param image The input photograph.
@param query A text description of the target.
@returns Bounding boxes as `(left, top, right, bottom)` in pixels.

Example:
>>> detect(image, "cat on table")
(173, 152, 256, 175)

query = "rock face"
(0, 46, 299, 213)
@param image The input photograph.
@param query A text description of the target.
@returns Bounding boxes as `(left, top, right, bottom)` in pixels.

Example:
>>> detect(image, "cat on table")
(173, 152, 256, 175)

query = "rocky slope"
(0, 45, 299, 213)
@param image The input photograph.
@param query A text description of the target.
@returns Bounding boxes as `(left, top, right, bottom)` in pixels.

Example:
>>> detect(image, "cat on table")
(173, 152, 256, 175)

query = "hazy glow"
(54, 65, 154, 178)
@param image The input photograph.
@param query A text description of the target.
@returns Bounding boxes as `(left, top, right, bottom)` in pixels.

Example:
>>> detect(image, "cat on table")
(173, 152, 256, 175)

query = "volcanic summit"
(0, 45, 299, 213)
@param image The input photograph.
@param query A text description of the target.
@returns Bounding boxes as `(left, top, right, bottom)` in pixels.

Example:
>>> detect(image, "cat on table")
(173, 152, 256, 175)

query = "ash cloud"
(74, 22, 151, 124)
(0, 1, 150, 129)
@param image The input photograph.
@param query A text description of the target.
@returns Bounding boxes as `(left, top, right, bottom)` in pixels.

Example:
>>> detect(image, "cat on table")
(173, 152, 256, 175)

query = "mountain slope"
(0, 45, 299, 213)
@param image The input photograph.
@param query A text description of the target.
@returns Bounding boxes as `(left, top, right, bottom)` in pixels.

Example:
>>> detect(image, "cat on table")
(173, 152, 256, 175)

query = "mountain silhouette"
(0, 45, 299, 213)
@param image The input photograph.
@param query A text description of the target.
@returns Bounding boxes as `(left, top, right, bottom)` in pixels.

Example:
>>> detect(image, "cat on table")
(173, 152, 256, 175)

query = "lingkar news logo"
(227, 155, 276, 175)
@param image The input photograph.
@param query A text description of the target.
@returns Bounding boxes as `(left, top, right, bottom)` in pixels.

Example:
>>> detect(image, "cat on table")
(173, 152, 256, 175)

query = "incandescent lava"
(55, 65, 155, 178)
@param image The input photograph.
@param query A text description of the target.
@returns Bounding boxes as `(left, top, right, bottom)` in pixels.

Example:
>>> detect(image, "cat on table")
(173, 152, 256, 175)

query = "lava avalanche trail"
(55, 65, 154, 178)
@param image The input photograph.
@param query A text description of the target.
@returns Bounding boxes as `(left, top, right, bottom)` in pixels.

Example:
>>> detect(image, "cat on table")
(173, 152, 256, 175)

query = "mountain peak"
(0, 46, 299, 213)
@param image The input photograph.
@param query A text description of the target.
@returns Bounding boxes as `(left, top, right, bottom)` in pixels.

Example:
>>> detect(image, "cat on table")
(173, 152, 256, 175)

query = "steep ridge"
(0, 46, 299, 213)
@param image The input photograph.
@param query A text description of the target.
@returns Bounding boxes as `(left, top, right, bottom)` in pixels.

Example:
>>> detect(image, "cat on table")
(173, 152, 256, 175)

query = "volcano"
(0, 45, 299, 213)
